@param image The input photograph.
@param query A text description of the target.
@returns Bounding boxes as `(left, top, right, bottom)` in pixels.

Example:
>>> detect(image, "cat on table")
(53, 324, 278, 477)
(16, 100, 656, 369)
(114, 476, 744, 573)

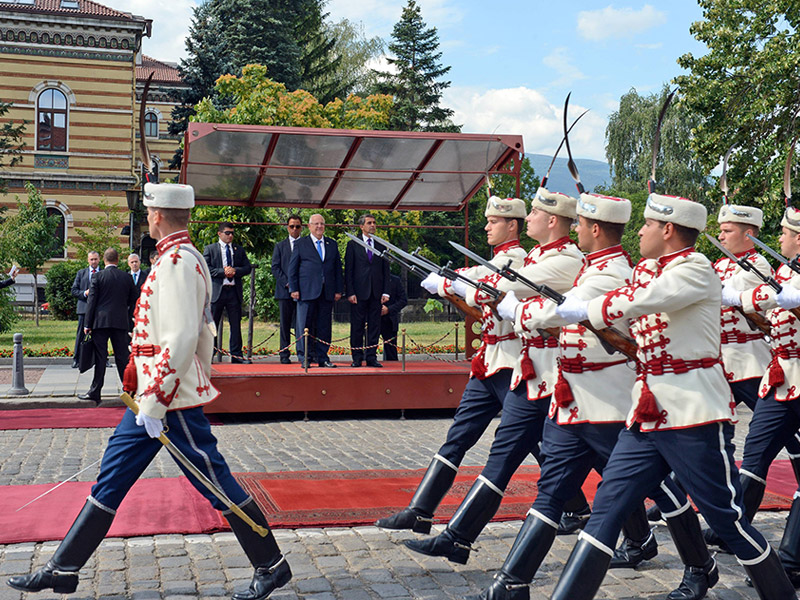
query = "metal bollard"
(401, 328, 406, 372)
(454, 322, 459, 361)
(9, 333, 30, 395)
(303, 328, 309, 374)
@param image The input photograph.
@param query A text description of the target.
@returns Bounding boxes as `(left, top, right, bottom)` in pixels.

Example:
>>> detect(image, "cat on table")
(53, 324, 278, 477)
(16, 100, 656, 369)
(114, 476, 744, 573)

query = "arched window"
(144, 111, 158, 138)
(37, 89, 67, 151)
(47, 207, 66, 258)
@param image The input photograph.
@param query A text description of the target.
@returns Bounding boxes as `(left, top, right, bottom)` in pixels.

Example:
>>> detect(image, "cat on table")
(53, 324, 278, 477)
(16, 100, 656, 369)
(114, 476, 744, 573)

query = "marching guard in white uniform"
(547, 194, 797, 600)
(8, 183, 291, 600)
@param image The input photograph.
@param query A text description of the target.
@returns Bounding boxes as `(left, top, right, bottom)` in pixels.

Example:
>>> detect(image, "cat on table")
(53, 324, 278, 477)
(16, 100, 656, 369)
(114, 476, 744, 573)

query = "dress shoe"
(351, 361, 362, 368)
(231, 357, 252, 364)
(609, 531, 658, 568)
(71, 361, 78, 369)
(318, 361, 336, 368)
(366, 360, 383, 368)
(78, 393, 101, 405)
(279, 357, 291, 365)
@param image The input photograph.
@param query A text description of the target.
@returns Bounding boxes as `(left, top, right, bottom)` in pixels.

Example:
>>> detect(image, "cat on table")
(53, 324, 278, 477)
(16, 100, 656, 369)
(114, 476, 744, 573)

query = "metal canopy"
(180, 123, 524, 211)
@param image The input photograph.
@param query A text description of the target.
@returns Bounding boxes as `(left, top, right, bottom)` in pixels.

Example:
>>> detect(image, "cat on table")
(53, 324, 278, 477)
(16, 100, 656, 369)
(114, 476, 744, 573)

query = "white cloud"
(113, 0, 195, 63)
(442, 86, 608, 162)
(577, 5, 667, 41)
(542, 47, 586, 88)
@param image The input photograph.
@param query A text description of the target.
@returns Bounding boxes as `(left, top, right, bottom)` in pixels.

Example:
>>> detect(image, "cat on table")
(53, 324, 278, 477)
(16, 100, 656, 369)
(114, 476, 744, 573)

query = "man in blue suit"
(288, 213, 343, 368)
(271, 215, 303, 364)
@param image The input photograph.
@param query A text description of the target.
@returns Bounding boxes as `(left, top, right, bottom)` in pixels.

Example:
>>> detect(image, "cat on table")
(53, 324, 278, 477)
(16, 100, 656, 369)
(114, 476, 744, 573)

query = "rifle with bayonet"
(449, 241, 638, 361)
(745, 233, 800, 321)
(703, 233, 772, 335)
(345, 233, 483, 321)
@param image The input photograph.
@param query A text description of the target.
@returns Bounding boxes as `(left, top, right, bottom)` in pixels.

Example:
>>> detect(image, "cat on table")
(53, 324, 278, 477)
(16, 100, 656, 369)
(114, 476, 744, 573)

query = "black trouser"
(212, 286, 243, 359)
(73, 314, 86, 363)
(381, 317, 399, 361)
(350, 294, 382, 363)
(87, 328, 129, 399)
(277, 298, 297, 359)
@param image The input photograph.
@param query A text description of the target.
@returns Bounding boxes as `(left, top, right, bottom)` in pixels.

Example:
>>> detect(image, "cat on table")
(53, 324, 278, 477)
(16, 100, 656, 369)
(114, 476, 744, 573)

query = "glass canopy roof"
(180, 123, 524, 211)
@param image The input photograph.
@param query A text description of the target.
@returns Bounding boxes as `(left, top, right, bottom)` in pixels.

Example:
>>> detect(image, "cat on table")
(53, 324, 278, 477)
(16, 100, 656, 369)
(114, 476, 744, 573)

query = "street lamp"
(125, 188, 141, 250)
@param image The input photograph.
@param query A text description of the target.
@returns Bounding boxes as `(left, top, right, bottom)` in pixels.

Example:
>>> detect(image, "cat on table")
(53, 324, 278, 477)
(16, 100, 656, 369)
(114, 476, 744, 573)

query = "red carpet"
(0, 408, 223, 430)
(1, 462, 795, 544)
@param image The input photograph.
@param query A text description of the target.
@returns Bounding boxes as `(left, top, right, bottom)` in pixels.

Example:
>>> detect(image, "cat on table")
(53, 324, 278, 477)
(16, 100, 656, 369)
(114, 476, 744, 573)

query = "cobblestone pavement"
(0, 404, 791, 600)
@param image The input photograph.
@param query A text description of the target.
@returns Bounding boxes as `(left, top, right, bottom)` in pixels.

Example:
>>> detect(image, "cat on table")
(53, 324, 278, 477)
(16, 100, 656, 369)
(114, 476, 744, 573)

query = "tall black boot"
(7, 499, 114, 594)
(791, 455, 800, 487)
(376, 455, 457, 533)
(404, 477, 503, 564)
(704, 471, 765, 552)
(665, 507, 718, 600)
(609, 503, 657, 568)
(464, 512, 558, 600)
(779, 497, 800, 587)
(227, 499, 291, 600)
(743, 547, 798, 600)
(550, 536, 613, 600)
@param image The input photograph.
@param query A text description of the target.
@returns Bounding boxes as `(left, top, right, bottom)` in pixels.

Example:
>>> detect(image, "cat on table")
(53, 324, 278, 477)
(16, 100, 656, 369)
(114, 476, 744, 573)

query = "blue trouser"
(295, 297, 334, 364)
(741, 389, 800, 480)
(477, 384, 549, 489)
(582, 423, 769, 561)
(660, 379, 800, 502)
(532, 417, 679, 523)
(91, 407, 249, 513)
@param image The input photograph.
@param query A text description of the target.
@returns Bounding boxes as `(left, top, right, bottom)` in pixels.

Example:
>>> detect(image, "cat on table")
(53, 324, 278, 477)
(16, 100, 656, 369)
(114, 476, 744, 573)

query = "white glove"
(777, 285, 800, 309)
(421, 272, 444, 294)
(721, 283, 742, 307)
(135, 410, 164, 439)
(497, 290, 520, 321)
(450, 278, 469, 298)
(555, 293, 589, 323)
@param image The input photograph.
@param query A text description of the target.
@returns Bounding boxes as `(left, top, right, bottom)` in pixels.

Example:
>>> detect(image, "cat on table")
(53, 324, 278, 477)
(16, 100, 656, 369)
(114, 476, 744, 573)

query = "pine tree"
(373, 0, 458, 132)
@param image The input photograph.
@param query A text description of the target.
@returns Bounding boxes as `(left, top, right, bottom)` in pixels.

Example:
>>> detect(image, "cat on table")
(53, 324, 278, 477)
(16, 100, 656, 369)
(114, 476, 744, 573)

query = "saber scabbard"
(120, 393, 269, 537)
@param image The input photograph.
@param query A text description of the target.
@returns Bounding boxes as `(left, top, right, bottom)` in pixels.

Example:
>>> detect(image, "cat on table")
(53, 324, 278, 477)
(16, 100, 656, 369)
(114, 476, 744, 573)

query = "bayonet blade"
(448, 241, 500, 273)
(16, 458, 102, 511)
(746, 233, 792, 268)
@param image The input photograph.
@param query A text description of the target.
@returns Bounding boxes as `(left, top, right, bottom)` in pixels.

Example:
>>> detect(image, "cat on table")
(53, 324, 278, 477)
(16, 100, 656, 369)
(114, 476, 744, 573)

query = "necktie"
(133, 272, 137, 285)
(225, 244, 233, 269)
(316, 239, 324, 260)
(367, 237, 373, 263)
(91, 269, 96, 279)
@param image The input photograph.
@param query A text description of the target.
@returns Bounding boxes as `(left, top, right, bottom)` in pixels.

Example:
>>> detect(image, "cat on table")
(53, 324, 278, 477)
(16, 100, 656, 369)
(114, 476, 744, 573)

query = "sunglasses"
(221, 230, 234, 235)
(288, 225, 302, 229)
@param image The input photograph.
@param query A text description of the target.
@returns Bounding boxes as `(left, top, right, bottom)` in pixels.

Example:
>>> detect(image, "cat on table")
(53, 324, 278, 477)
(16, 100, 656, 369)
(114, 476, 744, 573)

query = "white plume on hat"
(577, 193, 632, 224)
(143, 183, 195, 209)
(643, 193, 707, 232)
(717, 204, 763, 228)
(485, 196, 527, 219)
(530, 187, 577, 219)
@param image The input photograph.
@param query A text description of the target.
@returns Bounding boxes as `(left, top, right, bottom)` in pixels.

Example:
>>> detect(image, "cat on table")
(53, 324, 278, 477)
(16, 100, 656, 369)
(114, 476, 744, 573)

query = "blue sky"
(129, 0, 707, 162)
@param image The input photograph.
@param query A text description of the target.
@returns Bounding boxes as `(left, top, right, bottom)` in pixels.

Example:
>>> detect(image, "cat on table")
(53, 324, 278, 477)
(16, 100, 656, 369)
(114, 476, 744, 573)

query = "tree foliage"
(72, 198, 129, 262)
(373, 0, 458, 132)
(605, 86, 709, 201)
(676, 0, 800, 229)
(0, 99, 26, 195)
(2, 183, 60, 325)
(323, 19, 384, 97)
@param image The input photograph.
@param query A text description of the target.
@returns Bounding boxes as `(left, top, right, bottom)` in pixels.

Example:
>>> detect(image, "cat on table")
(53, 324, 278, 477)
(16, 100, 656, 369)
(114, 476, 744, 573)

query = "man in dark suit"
(80, 248, 138, 403)
(271, 214, 302, 364)
(345, 214, 389, 367)
(381, 273, 407, 361)
(127, 252, 148, 292)
(70, 251, 101, 369)
(203, 222, 253, 364)
(288, 213, 343, 368)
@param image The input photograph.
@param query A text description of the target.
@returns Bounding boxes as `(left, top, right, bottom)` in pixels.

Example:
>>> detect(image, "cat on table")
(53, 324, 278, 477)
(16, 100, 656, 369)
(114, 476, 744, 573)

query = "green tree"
(373, 0, 459, 132)
(72, 198, 129, 262)
(2, 183, 60, 325)
(605, 86, 708, 201)
(0, 99, 26, 195)
(323, 19, 384, 97)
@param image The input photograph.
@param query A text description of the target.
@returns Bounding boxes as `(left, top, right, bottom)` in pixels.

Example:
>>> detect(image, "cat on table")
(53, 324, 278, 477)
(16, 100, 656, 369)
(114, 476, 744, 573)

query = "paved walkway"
(0, 367, 789, 599)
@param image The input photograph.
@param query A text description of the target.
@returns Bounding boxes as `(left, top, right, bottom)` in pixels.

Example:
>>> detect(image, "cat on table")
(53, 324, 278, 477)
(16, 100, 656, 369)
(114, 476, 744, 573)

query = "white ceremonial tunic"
(437, 240, 526, 378)
(474, 237, 585, 400)
(516, 245, 636, 424)
(742, 264, 800, 401)
(132, 230, 219, 419)
(587, 248, 736, 431)
(713, 251, 772, 382)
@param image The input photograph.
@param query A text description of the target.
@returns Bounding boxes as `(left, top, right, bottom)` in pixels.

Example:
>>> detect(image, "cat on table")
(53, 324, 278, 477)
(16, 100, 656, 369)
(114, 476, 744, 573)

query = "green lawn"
(0, 317, 469, 357)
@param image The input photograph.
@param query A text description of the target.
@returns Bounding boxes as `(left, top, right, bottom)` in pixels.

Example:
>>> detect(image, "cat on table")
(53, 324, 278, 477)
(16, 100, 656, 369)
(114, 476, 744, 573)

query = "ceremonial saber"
(120, 393, 269, 537)
(16, 458, 102, 512)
